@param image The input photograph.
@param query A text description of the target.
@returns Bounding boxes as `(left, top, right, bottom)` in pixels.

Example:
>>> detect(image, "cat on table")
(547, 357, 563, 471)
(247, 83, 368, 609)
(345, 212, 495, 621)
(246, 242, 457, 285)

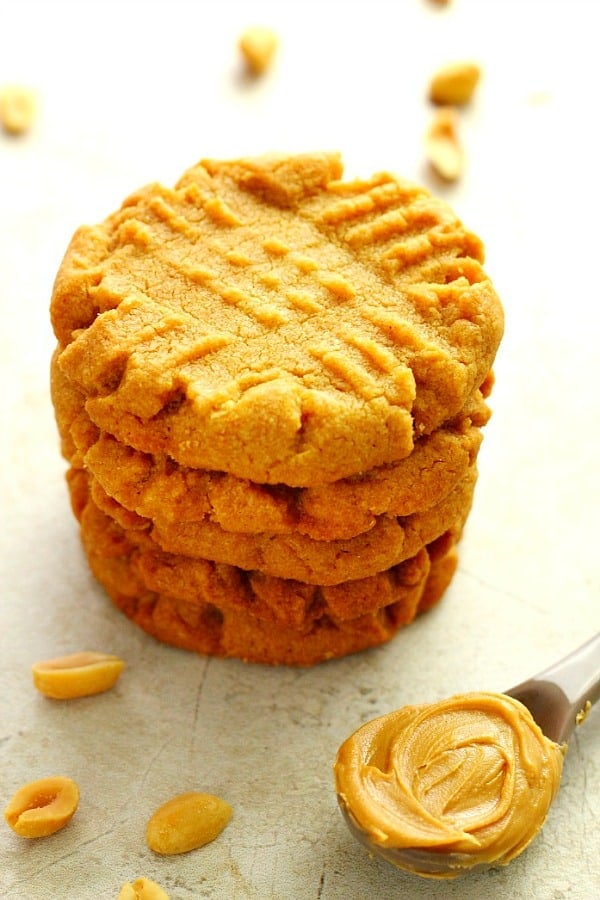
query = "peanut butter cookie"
(82, 464, 476, 585)
(51, 153, 503, 487)
(74, 483, 461, 665)
(52, 348, 489, 539)
(62, 385, 488, 541)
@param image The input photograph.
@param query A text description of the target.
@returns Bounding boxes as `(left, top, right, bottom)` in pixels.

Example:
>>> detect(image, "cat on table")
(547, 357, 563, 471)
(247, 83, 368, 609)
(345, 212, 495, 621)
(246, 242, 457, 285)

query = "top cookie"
(51, 153, 503, 486)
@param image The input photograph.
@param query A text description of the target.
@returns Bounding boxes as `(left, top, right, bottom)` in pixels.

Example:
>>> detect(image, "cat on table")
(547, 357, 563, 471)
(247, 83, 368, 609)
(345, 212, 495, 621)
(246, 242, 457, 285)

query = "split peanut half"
(32, 651, 125, 699)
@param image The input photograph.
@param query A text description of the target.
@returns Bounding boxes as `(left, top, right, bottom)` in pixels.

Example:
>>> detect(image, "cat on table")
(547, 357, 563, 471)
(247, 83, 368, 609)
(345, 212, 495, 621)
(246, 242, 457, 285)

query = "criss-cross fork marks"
(92, 165, 484, 410)
(52, 155, 502, 489)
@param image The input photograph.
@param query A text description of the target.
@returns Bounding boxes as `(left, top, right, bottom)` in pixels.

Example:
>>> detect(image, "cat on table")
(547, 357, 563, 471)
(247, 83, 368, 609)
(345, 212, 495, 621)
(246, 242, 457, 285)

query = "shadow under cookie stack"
(50, 153, 503, 666)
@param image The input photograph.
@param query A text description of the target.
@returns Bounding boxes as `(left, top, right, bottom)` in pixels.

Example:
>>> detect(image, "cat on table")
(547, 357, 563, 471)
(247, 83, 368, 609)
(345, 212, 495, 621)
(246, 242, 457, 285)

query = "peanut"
(146, 792, 232, 856)
(4, 776, 79, 838)
(32, 651, 125, 699)
(0, 85, 36, 135)
(117, 877, 170, 900)
(425, 107, 463, 182)
(429, 61, 480, 106)
(239, 26, 278, 75)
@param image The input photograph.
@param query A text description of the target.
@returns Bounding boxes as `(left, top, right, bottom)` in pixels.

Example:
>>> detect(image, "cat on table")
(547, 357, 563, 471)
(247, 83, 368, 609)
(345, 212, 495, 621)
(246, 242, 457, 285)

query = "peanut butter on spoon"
(334, 634, 599, 879)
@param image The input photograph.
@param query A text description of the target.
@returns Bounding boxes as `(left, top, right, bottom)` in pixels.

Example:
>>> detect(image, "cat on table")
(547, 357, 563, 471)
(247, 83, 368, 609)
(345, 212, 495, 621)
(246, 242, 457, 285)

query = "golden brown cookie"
(50, 347, 92, 467)
(76, 486, 460, 665)
(78, 484, 431, 631)
(84, 463, 476, 585)
(52, 349, 489, 540)
(82, 390, 487, 540)
(417, 528, 459, 612)
(51, 153, 503, 487)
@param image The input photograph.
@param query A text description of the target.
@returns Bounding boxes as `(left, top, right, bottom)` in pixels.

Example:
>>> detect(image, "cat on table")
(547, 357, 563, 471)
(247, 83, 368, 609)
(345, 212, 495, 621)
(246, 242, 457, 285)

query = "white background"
(1, 1, 599, 897)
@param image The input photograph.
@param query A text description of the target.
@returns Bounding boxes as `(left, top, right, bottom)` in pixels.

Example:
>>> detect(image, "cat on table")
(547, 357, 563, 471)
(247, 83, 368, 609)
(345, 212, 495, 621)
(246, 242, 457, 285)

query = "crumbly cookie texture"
(51, 153, 503, 486)
(87, 410, 482, 539)
(53, 342, 489, 539)
(74, 481, 460, 666)
(80, 461, 475, 586)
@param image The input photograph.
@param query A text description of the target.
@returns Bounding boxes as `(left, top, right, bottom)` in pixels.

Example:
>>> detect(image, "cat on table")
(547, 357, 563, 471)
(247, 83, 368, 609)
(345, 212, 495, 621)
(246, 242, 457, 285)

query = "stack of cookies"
(50, 153, 503, 665)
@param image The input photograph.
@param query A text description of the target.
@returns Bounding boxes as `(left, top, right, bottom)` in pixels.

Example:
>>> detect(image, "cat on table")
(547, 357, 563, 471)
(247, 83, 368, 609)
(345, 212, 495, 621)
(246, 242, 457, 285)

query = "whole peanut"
(146, 792, 232, 855)
(429, 62, 481, 106)
(0, 85, 36, 135)
(239, 26, 278, 75)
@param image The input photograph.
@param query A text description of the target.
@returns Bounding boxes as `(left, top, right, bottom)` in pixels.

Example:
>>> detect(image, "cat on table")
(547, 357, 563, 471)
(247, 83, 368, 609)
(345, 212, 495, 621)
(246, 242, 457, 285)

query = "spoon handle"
(505, 632, 600, 744)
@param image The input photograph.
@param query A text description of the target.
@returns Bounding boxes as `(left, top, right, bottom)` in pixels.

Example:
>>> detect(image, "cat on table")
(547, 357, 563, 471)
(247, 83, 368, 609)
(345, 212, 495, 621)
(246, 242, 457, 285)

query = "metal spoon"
(339, 632, 600, 879)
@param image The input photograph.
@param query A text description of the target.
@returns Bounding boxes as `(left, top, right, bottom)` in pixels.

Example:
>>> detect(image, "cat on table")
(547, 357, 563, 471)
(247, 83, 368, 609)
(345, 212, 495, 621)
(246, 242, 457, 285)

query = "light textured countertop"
(1, 2, 599, 898)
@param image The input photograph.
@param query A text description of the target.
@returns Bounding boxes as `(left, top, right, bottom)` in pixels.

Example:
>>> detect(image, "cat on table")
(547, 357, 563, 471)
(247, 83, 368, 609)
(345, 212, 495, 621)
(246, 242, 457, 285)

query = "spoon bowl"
(337, 632, 600, 879)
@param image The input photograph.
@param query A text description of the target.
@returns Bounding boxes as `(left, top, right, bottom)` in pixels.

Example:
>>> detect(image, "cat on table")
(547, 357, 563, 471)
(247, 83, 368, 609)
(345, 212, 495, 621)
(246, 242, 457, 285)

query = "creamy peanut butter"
(334, 692, 565, 878)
